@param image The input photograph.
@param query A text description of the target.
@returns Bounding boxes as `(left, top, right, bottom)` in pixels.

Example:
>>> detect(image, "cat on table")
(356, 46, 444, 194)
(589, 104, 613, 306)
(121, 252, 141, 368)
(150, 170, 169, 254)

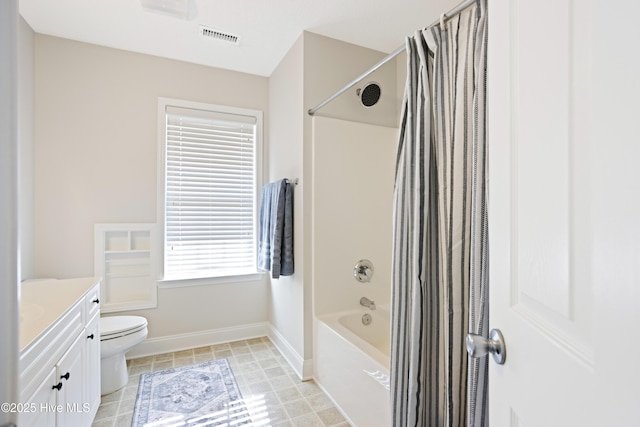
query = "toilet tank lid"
(101, 315, 147, 336)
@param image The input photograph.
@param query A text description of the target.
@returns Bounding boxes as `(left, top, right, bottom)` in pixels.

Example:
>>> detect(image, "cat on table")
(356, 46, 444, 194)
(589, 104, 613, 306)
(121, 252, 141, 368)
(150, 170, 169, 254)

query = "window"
(157, 98, 262, 283)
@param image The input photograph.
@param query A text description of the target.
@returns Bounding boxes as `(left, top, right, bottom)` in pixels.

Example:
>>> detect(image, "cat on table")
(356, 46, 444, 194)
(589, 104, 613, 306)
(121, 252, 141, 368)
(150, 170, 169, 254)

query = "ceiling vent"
(199, 25, 240, 45)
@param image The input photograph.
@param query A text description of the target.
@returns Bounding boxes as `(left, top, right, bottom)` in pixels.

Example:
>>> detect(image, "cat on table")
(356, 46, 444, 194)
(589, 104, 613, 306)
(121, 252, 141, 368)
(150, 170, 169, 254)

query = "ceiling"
(19, 0, 457, 77)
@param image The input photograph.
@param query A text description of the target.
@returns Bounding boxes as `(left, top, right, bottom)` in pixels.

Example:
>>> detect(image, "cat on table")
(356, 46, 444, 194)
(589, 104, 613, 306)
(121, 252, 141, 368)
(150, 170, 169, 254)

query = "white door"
(488, 0, 640, 425)
(0, 1, 19, 425)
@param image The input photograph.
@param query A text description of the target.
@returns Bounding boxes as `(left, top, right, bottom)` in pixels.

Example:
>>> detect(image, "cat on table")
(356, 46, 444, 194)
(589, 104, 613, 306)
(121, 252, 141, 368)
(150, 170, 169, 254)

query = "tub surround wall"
(311, 115, 397, 425)
(312, 116, 397, 316)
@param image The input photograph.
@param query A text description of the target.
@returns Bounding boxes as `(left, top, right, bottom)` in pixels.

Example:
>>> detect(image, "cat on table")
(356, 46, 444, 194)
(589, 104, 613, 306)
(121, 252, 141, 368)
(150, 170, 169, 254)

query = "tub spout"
(360, 297, 376, 310)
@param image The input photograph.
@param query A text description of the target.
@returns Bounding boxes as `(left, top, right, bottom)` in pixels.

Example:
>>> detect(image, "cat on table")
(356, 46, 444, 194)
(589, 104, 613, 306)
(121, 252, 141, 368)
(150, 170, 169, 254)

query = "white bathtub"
(315, 308, 391, 426)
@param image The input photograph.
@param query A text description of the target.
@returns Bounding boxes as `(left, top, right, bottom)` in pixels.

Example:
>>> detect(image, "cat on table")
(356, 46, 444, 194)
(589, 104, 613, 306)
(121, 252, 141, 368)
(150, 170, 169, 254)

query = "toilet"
(100, 315, 148, 395)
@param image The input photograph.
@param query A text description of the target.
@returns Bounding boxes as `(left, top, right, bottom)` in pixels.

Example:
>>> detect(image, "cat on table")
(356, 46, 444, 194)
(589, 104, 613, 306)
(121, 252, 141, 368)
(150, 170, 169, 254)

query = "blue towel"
(257, 179, 294, 278)
(257, 181, 280, 272)
(274, 181, 294, 277)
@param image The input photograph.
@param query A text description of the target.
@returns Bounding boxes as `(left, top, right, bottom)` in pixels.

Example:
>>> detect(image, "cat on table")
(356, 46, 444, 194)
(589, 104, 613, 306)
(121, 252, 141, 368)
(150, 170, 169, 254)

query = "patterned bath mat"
(131, 358, 250, 426)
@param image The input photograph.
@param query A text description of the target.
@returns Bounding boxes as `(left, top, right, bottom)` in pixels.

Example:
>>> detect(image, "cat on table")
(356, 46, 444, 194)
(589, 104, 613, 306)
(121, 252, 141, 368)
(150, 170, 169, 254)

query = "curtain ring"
(440, 12, 447, 31)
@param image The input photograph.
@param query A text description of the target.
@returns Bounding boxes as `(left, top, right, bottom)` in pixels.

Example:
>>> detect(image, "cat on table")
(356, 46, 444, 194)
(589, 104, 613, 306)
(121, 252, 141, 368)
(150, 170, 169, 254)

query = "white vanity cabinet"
(84, 302, 101, 423)
(18, 367, 57, 427)
(55, 334, 85, 427)
(19, 277, 102, 427)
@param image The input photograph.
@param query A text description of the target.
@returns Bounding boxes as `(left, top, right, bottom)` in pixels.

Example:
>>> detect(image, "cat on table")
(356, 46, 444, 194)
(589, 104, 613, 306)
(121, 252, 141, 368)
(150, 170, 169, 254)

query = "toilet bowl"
(100, 315, 148, 395)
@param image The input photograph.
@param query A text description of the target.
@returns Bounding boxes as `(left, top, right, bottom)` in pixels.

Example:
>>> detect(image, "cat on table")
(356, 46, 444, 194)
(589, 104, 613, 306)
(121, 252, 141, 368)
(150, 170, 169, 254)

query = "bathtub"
(315, 307, 391, 426)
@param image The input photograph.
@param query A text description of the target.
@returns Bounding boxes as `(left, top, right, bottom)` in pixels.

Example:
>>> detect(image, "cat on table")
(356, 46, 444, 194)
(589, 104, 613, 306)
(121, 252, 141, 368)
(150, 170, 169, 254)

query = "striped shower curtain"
(390, 1, 488, 426)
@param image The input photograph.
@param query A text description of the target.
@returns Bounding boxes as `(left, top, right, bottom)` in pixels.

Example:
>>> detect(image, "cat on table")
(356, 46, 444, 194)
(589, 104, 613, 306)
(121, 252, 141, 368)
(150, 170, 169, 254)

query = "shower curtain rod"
(307, 0, 477, 116)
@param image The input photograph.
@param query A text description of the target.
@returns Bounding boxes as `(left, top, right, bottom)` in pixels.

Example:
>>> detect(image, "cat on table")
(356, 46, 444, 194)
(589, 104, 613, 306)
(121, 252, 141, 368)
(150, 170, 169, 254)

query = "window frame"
(156, 97, 264, 288)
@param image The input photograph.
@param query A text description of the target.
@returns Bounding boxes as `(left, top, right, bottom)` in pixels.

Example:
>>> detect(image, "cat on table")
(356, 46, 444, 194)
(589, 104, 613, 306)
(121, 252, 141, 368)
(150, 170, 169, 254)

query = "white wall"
(18, 16, 35, 280)
(33, 35, 269, 343)
(1, 2, 20, 423)
(312, 116, 397, 315)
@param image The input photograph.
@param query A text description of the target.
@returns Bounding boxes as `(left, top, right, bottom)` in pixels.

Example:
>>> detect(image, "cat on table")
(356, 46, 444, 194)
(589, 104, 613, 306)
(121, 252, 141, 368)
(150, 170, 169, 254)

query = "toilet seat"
(100, 316, 148, 341)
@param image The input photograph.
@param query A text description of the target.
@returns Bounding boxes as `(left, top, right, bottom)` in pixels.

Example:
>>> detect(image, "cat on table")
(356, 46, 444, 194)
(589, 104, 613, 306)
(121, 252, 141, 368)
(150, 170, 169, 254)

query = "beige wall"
(30, 30, 401, 358)
(396, 50, 407, 124)
(33, 35, 269, 339)
(267, 35, 307, 367)
(303, 32, 399, 127)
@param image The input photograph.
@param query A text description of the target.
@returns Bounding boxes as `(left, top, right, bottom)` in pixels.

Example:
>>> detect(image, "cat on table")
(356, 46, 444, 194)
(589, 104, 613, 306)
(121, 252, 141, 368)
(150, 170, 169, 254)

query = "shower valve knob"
(466, 329, 506, 365)
(353, 259, 374, 283)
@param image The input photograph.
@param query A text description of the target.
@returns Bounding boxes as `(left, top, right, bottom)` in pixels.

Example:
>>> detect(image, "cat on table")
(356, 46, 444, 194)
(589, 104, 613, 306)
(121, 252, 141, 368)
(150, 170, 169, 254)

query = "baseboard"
(125, 321, 314, 381)
(268, 325, 314, 381)
(126, 322, 270, 359)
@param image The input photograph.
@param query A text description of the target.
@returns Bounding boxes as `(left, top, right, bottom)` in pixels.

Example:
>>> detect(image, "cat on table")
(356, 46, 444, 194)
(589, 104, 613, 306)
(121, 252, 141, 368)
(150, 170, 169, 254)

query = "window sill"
(158, 272, 265, 289)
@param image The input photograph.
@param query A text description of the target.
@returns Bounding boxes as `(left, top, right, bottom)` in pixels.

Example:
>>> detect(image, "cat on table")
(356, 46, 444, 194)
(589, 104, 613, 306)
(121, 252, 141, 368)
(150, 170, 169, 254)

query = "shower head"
(356, 82, 381, 108)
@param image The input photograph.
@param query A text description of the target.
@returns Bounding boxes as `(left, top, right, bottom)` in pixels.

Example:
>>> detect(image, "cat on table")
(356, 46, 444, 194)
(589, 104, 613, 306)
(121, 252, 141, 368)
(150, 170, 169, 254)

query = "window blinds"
(164, 106, 257, 280)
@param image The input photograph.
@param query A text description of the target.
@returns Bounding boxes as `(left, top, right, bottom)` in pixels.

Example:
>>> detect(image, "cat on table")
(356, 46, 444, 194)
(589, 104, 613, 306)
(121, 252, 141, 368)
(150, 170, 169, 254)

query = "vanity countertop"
(20, 277, 101, 351)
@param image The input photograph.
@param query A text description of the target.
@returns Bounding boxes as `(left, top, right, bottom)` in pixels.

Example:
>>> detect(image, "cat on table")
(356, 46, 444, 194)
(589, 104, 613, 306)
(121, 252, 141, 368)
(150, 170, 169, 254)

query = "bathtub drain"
(362, 313, 372, 325)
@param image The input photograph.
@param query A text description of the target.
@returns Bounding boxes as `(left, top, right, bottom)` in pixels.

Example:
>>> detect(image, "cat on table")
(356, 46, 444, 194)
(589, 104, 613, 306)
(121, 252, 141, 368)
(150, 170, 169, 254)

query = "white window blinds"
(163, 105, 257, 280)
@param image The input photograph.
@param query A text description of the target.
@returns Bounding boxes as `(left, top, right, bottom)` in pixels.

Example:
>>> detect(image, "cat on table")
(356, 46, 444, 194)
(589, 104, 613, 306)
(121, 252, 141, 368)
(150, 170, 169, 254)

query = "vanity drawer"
(85, 284, 101, 321)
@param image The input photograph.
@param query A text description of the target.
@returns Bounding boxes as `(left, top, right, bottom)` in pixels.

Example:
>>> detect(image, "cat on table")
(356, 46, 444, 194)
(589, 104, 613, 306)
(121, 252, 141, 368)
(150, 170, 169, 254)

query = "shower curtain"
(390, 1, 488, 426)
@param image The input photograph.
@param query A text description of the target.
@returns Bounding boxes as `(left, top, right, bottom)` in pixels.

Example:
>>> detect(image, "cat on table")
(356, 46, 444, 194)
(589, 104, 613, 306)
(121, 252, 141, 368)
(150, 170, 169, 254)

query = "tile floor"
(91, 337, 351, 427)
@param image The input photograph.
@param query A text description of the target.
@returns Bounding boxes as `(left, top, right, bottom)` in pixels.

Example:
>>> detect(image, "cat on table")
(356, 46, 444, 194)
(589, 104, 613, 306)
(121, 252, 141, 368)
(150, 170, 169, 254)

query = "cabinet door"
(18, 367, 57, 427)
(56, 334, 85, 427)
(84, 313, 101, 424)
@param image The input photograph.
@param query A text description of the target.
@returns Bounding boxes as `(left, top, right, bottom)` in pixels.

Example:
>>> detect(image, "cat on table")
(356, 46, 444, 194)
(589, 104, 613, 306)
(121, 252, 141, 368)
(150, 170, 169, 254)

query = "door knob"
(466, 328, 506, 365)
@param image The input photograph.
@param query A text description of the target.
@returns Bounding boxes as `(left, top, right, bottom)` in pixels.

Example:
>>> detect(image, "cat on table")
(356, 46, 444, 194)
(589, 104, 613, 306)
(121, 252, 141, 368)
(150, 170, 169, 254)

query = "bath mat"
(131, 358, 250, 427)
